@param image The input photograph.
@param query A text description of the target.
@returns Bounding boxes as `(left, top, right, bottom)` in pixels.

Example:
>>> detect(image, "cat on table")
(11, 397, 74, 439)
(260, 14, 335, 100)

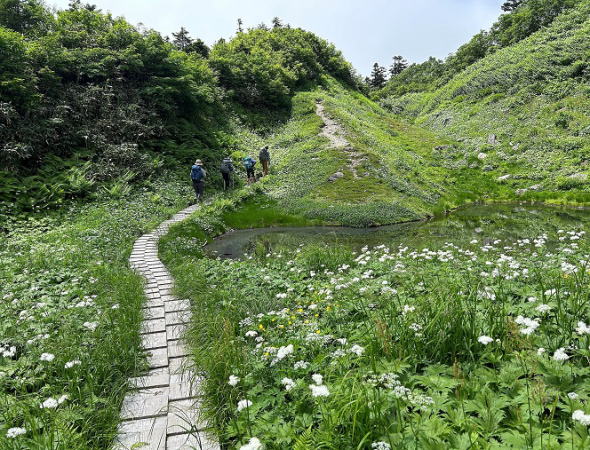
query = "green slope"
(381, 0, 590, 203)
(254, 77, 494, 226)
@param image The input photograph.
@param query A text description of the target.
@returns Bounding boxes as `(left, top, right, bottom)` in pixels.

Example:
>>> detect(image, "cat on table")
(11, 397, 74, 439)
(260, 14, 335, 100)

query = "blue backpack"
(244, 157, 255, 169)
(191, 165, 204, 181)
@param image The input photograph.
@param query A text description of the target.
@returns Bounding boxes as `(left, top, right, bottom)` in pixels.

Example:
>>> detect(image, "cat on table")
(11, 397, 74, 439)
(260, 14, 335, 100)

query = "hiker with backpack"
(259, 146, 271, 177)
(190, 159, 206, 202)
(243, 155, 257, 184)
(220, 156, 234, 190)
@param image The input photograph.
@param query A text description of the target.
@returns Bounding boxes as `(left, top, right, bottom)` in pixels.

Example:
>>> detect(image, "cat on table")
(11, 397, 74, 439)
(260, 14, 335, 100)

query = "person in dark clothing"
(190, 159, 206, 202)
(259, 146, 271, 176)
(220, 157, 234, 190)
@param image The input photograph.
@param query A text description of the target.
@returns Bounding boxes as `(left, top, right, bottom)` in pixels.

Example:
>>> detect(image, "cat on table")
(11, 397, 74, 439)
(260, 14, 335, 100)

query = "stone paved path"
(114, 204, 219, 450)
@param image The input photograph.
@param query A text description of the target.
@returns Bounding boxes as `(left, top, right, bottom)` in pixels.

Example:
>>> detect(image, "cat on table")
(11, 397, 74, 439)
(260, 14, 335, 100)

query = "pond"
(205, 203, 590, 259)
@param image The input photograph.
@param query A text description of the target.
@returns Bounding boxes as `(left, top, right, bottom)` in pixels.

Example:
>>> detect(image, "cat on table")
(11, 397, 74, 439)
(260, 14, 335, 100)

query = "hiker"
(243, 155, 257, 183)
(220, 156, 234, 190)
(190, 159, 206, 202)
(259, 146, 271, 176)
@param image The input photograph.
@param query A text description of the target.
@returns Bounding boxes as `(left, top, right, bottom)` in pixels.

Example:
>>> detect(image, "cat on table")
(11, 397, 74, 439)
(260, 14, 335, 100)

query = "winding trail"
(115, 204, 219, 450)
(315, 101, 366, 179)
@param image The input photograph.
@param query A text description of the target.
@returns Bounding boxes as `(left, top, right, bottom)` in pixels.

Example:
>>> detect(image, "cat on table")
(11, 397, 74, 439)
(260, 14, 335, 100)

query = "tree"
(185, 38, 209, 58)
(369, 63, 387, 89)
(237, 18, 243, 33)
(501, 0, 523, 12)
(271, 17, 283, 29)
(389, 55, 408, 76)
(0, 0, 53, 35)
(172, 26, 192, 50)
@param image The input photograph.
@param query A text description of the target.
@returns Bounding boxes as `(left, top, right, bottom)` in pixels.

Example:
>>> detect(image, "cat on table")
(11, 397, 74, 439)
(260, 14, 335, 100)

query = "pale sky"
(48, 0, 505, 75)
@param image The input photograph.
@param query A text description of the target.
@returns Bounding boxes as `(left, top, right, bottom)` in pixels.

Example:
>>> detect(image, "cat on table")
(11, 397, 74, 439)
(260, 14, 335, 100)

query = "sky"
(48, 0, 505, 75)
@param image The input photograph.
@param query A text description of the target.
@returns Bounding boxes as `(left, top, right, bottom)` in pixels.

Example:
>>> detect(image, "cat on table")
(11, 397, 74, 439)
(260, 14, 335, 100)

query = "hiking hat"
(195, 159, 203, 166)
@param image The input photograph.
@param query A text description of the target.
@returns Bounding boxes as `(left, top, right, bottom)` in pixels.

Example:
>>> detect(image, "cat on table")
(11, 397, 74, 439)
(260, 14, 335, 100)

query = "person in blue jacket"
(190, 159, 206, 202)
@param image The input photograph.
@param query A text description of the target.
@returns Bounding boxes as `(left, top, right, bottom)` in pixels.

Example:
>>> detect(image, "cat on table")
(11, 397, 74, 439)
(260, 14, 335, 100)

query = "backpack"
(244, 158, 255, 169)
(191, 165, 204, 181)
(220, 159, 233, 174)
(259, 148, 270, 161)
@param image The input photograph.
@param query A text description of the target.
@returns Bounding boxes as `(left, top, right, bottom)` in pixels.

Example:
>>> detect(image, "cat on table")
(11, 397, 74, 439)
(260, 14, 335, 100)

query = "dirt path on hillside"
(315, 101, 366, 179)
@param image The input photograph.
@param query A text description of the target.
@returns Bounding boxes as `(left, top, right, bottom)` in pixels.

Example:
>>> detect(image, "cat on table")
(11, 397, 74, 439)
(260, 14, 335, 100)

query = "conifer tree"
(172, 26, 192, 50)
(237, 18, 243, 33)
(369, 63, 387, 89)
(389, 55, 408, 76)
(272, 17, 283, 29)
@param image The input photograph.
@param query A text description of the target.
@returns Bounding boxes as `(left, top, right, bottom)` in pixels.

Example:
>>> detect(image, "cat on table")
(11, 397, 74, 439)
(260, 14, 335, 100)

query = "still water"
(205, 204, 590, 259)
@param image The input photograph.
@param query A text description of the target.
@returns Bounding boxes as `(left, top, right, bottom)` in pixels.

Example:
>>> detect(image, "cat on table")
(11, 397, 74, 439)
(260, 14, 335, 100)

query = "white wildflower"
(311, 374, 323, 385)
(294, 360, 309, 370)
(371, 442, 391, 450)
(350, 345, 365, 356)
(572, 410, 590, 426)
(575, 321, 590, 335)
(237, 399, 252, 412)
(535, 304, 551, 313)
(6, 427, 26, 438)
(40, 353, 55, 362)
(281, 377, 295, 391)
(228, 375, 240, 386)
(240, 437, 263, 450)
(568, 392, 579, 400)
(309, 384, 330, 397)
(40, 397, 59, 409)
(553, 348, 569, 361)
(478, 336, 494, 345)
(83, 321, 98, 331)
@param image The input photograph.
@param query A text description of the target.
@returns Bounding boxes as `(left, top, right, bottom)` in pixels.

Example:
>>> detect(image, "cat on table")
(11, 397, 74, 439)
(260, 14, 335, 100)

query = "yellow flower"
(314, 314, 319, 318)
(258, 324, 265, 331)
(304, 320, 309, 324)
(315, 330, 321, 334)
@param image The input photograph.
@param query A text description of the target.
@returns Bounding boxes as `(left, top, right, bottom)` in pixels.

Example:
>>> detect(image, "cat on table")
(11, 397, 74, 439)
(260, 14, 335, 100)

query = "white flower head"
(40, 397, 59, 409)
(311, 373, 323, 385)
(350, 345, 365, 356)
(478, 336, 494, 345)
(281, 377, 295, 391)
(568, 392, 579, 400)
(228, 375, 240, 386)
(294, 360, 309, 370)
(83, 321, 98, 331)
(371, 442, 391, 450)
(237, 399, 252, 412)
(572, 410, 590, 426)
(553, 348, 569, 362)
(575, 321, 590, 335)
(40, 353, 55, 362)
(6, 427, 26, 438)
(245, 330, 258, 338)
(240, 437, 263, 450)
(64, 359, 81, 369)
(309, 384, 330, 397)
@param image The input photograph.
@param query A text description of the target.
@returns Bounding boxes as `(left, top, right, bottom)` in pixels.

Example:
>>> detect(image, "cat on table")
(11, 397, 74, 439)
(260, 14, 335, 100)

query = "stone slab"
(115, 416, 167, 450)
(142, 319, 166, 334)
(131, 368, 170, 389)
(142, 332, 167, 350)
(147, 347, 168, 369)
(120, 387, 169, 420)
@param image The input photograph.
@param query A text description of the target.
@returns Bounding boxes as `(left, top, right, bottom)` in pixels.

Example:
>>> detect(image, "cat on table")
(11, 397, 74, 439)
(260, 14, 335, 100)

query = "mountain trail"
(315, 101, 365, 179)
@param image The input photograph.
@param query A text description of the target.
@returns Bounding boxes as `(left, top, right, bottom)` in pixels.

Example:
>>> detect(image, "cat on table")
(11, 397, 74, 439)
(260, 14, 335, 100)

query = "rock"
(469, 163, 478, 169)
(477, 152, 487, 160)
(328, 172, 344, 182)
(487, 134, 500, 146)
(528, 184, 542, 191)
(442, 117, 451, 126)
(497, 174, 511, 181)
(434, 145, 450, 151)
(482, 165, 494, 172)
(511, 143, 520, 151)
(568, 173, 588, 181)
(516, 188, 528, 196)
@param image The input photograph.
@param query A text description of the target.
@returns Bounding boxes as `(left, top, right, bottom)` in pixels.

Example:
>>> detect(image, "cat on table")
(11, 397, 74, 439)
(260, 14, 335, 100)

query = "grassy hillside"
(255, 77, 495, 227)
(380, 0, 590, 203)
